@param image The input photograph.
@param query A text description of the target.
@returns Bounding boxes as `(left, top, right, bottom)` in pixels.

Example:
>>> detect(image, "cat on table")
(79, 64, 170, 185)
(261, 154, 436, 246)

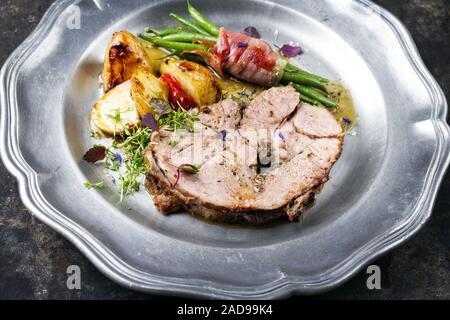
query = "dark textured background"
(0, 0, 449, 300)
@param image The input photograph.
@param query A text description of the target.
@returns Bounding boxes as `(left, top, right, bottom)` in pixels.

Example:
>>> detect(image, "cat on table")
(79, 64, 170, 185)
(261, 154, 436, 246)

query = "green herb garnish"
(168, 139, 178, 147)
(90, 130, 103, 139)
(157, 109, 199, 132)
(84, 181, 105, 190)
(179, 164, 201, 174)
(105, 149, 121, 172)
(84, 105, 200, 200)
(106, 108, 122, 123)
(112, 127, 152, 201)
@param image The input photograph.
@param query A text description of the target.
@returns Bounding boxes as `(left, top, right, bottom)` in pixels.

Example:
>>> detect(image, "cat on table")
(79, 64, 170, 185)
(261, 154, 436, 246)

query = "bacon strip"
(213, 28, 286, 86)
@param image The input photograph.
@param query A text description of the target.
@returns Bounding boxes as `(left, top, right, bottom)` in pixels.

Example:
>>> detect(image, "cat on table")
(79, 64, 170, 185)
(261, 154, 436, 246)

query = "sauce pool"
(326, 82, 357, 131)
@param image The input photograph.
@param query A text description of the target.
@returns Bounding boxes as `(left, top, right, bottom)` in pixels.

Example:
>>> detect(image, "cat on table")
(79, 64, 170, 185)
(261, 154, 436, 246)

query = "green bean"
(285, 62, 329, 83)
(145, 27, 182, 37)
(299, 94, 323, 106)
(169, 13, 210, 35)
(282, 71, 327, 91)
(139, 34, 210, 52)
(187, 1, 220, 36)
(162, 32, 217, 43)
(292, 83, 338, 108)
(297, 69, 329, 84)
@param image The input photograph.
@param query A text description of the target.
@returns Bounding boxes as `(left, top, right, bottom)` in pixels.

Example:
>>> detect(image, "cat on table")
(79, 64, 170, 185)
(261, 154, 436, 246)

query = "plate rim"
(1, 0, 449, 299)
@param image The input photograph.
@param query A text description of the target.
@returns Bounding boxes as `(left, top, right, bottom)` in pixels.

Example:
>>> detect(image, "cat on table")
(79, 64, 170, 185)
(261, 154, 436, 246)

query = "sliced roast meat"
(253, 137, 342, 211)
(198, 98, 241, 131)
(240, 86, 299, 163)
(144, 86, 344, 224)
(292, 103, 343, 138)
(146, 125, 258, 211)
(240, 86, 299, 131)
(273, 103, 343, 165)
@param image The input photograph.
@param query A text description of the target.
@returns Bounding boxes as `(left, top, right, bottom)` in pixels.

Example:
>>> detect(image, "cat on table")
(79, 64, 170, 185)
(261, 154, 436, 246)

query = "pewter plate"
(1, 0, 449, 299)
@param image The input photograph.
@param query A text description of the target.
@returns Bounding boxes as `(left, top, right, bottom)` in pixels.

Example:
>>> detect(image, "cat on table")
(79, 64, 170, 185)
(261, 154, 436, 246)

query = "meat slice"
(240, 86, 299, 164)
(240, 86, 299, 130)
(146, 125, 258, 211)
(198, 98, 241, 131)
(144, 87, 344, 224)
(254, 137, 342, 211)
(273, 103, 343, 165)
(292, 103, 343, 138)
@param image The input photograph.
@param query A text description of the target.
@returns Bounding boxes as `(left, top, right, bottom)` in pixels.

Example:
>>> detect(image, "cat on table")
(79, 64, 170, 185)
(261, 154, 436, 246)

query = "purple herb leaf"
(150, 98, 172, 116)
(142, 113, 159, 131)
(238, 42, 248, 48)
(83, 145, 106, 163)
(280, 44, 303, 58)
(243, 26, 260, 39)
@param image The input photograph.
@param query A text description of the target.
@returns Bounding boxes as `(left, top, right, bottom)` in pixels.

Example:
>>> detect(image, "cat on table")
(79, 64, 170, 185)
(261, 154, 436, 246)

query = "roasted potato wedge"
(102, 31, 164, 92)
(131, 68, 169, 117)
(144, 46, 168, 73)
(159, 59, 219, 107)
(90, 80, 140, 136)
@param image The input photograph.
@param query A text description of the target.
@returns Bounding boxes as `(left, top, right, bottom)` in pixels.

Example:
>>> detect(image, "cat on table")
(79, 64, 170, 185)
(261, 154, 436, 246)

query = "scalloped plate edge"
(1, 0, 449, 299)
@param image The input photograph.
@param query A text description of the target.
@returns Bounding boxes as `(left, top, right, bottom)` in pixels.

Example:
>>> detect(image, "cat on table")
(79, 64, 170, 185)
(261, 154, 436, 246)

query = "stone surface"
(0, 0, 449, 300)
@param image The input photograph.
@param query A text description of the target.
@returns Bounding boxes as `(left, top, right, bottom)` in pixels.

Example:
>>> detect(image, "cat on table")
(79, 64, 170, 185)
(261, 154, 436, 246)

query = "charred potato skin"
(131, 69, 169, 117)
(102, 31, 165, 92)
(159, 59, 219, 108)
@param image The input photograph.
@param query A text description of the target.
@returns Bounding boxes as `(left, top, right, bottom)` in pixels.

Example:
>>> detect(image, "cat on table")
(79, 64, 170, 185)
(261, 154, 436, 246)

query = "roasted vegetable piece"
(143, 46, 169, 73)
(159, 59, 219, 108)
(90, 80, 140, 136)
(102, 31, 164, 92)
(160, 73, 197, 109)
(131, 68, 170, 117)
